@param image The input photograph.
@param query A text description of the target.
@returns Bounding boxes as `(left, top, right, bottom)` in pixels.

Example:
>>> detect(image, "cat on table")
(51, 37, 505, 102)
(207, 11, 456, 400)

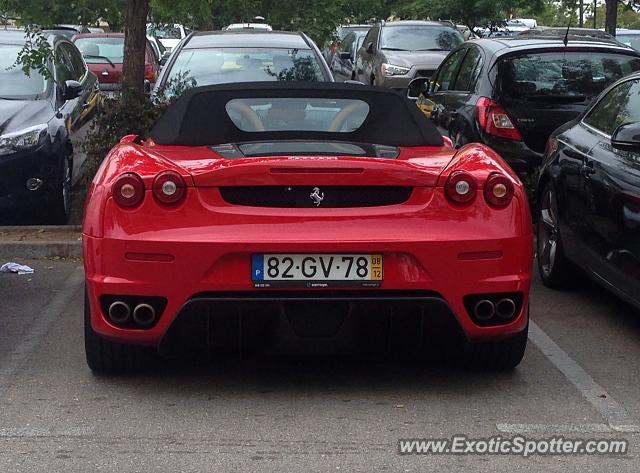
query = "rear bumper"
(481, 134, 543, 175)
(84, 223, 532, 348)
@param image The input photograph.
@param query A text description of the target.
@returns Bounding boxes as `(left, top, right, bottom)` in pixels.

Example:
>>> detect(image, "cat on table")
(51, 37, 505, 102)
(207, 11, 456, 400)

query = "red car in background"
(72, 33, 159, 95)
(82, 82, 533, 374)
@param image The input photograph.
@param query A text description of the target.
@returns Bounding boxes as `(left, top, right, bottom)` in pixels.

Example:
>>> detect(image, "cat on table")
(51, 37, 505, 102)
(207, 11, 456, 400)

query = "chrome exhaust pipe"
(133, 303, 156, 327)
(495, 298, 517, 320)
(473, 300, 495, 321)
(108, 301, 131, 324)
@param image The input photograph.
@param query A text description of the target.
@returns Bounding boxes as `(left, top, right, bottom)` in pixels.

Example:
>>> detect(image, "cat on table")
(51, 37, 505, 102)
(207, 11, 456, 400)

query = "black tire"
(47, 154, 72, 224)
(84, 290, 156, 374)
(536, 183, 572, 289)
(460, 323, 528, 371)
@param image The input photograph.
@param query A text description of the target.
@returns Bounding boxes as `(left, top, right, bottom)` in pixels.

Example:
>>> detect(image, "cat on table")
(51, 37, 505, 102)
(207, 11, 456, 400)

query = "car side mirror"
(63, 80, 83, 101)
(366, 42, 374, 54)
(407, 77, 431, 101)
(339, 51, 352, 60)
(611, 122, 640, 152)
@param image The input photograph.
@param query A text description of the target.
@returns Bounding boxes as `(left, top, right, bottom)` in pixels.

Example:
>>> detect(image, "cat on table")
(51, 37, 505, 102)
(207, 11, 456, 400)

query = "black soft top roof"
(150, 82, 444, 148)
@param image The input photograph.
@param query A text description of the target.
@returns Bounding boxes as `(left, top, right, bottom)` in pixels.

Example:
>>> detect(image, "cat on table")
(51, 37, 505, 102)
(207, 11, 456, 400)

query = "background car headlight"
(0, 125, 48, 156)
(381, 63, 410, 77)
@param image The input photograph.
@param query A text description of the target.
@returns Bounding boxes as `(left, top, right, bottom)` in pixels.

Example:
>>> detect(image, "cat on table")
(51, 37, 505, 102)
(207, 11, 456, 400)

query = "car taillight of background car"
(476, 97, 523, 141)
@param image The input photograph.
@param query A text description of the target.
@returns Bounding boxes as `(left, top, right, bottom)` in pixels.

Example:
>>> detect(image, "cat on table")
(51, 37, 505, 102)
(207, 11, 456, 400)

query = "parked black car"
(536, 72, 640, 309)
(409, 37, 640, 177)
(355, 20, 464, 91)
(323, 24, 370, 65)
(0, 30, 99, 223)
(331, 29, 369, 82)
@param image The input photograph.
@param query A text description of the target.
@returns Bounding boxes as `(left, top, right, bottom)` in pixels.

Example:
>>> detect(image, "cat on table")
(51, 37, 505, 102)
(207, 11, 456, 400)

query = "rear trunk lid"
(87, 63, 123, 85)
(501, 100, 585, 153)
(147, 145, 455, 201)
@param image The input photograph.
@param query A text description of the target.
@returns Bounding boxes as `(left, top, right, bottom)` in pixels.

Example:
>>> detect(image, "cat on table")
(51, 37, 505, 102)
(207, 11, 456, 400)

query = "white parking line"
(0, 266, 83, 393)
(511, 320, 640, 433)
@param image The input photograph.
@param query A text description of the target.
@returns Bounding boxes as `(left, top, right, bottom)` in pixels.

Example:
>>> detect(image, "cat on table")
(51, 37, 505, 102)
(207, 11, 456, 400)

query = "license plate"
(252, 254, 382, 287)
(102, 91, 119, 100)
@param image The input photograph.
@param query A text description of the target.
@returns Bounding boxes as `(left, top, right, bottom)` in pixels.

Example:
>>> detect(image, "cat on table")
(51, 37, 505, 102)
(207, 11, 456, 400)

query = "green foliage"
(10, 25, 54, 81)
(5, 0, 125, 30)
(82, 76, 195, 183)
(82, 91, 160, 182)
(586, 3, 640, 29)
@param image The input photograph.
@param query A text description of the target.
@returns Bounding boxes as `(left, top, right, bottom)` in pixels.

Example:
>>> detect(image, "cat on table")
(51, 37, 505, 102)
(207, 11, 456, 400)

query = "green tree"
(396, 0, 544, 30)
(601, 0, 639, 35)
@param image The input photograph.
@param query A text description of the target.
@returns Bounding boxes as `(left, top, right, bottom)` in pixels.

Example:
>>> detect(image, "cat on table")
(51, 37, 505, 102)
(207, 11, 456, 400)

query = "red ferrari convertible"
(83, 82, 532, 373)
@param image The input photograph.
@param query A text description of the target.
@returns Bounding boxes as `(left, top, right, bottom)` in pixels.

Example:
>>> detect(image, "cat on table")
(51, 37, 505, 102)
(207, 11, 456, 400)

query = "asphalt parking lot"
(1, 258, 639, 472)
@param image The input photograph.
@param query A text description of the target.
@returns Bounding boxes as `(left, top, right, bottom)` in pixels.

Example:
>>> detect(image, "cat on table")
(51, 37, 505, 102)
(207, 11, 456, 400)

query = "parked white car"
(146, 24, 189, 51)
(224, 23, 273, 31)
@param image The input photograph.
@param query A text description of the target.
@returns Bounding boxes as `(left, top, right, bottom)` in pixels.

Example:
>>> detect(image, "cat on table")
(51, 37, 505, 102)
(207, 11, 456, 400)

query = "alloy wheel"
(538, 188, 559, 277)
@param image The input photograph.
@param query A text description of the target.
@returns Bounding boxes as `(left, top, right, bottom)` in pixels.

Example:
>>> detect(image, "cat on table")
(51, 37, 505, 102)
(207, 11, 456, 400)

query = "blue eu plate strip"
(252, 254, 264, 281)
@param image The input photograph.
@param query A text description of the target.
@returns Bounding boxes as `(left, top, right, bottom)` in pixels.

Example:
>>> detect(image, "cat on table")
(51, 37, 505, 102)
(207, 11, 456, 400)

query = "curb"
(0, 241, 82, 259)
(0, 226, 82, 259)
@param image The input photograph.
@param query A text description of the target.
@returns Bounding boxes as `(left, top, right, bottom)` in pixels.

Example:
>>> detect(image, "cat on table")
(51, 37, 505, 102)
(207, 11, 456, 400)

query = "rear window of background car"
(499, 52, 640, 101)
(75, 37, 125, 63)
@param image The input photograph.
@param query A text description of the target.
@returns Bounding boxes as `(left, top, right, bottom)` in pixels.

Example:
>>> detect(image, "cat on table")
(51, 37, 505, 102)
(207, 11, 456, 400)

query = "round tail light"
(113, 173, 145, 207)
(484, 173, 514, 207)
(445, 171, 477, 204)
(152, 170, 186, 204)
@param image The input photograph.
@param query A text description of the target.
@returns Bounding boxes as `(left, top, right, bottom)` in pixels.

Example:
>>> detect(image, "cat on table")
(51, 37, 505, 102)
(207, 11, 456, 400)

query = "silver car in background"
(355, 20, 464, 91)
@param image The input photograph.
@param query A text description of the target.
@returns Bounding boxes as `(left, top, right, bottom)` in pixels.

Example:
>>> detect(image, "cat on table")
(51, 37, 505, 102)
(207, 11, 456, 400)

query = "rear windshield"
(74, 37, 124, 63)
(226, 98, 370, 132)
(166, 48, 326, 88)
(499, 52, 640, 101)
(148, 25, 181, 39)
(380, 26, 464, 51)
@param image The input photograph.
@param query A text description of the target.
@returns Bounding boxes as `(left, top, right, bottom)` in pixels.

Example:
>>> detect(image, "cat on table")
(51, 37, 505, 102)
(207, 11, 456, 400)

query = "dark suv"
(355, 20, 464, 91)
(410, 37, 640, 176)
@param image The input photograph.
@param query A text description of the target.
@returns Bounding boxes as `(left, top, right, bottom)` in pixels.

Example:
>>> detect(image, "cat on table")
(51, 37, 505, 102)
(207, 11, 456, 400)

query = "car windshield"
(380, 26, 464, 51)
(148, 25, 181, 39)
(74, 37, 124, 63)
(165, 47, 326, 89)
(0, 44, 50, 100)
(225, 97, 370, 132)
(617, 34, 640, 51)
(500, 52, 640, 101)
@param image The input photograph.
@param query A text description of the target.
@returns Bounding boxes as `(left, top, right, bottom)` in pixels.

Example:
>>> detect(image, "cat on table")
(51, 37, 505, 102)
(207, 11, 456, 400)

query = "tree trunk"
(122, 0, 149, 96)
(605, 0, 618, 36)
